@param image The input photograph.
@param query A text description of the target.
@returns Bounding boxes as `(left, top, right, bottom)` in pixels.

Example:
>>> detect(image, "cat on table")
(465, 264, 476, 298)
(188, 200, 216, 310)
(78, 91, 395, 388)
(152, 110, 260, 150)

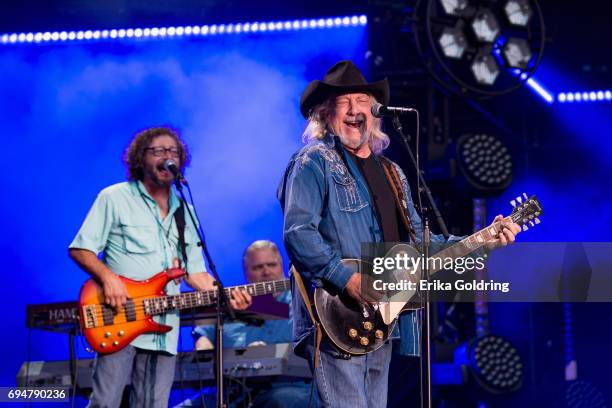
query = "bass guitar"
(79, 269, 289, 354)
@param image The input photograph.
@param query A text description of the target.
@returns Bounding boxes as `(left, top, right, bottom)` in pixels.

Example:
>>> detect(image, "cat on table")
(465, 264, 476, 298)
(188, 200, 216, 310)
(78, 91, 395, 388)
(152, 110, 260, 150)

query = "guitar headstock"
(509, 193, 543, 231)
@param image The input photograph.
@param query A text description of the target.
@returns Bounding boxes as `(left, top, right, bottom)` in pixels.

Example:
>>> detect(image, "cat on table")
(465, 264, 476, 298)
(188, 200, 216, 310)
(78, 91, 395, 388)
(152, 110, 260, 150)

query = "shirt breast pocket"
(120, 224, 157, 254)
(330, 170, 368, 212)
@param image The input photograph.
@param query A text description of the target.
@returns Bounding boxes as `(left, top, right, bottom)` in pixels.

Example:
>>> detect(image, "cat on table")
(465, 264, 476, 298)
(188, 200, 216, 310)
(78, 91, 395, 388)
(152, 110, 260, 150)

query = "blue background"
(0, 25, 367, 387)
(1, 10, 611, 406)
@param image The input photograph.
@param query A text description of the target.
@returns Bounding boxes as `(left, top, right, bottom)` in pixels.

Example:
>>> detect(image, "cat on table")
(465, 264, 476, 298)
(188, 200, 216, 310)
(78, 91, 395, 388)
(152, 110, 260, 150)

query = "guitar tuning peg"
(523, 192, 528, 200)
(535, 218, 541, 224)
(517, 196, 523, 204)
(510, 200, 517, 207)
(522, 224, 529, 231)
(529, 221, 534, 227)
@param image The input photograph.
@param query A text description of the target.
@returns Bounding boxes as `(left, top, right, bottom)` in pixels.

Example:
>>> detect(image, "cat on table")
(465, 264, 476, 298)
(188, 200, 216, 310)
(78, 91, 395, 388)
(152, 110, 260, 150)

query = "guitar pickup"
(125, 299, 136, 322)
(101, 305, 114, 326)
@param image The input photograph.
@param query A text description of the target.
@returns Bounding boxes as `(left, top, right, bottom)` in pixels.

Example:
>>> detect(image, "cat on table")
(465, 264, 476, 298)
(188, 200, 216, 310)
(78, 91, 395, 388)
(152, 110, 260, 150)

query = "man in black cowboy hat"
(277, 60, 520, 407)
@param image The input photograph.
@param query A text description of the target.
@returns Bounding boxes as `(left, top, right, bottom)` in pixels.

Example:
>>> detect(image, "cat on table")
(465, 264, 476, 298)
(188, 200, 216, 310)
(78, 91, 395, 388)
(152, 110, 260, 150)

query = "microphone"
(164, 159, 187, 187)
(164, 159, 181, 178)
(371, 102, 417, 118)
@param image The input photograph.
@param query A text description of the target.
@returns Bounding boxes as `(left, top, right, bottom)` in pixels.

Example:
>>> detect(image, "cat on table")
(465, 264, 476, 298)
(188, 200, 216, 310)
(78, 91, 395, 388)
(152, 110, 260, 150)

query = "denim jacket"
(278, 133, 461, 356)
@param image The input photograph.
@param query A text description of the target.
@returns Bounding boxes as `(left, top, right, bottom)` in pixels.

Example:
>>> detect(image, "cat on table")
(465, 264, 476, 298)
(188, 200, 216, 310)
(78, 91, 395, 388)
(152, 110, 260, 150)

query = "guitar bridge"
(82, 305, 99, 329)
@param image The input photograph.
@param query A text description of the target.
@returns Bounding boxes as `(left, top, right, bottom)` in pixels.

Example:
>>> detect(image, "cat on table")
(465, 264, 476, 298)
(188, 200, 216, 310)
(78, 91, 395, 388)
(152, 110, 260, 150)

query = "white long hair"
(301, 95, 390, 154)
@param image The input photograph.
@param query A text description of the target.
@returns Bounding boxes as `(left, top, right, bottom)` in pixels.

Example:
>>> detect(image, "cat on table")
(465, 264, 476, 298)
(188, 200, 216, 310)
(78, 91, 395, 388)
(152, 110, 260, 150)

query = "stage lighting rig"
(470, 9, 500, 43)
(411, 0, 545, 97)
(438, 25, 468, 59)
(504, 0, 533, 26)
(440, 0, 469, 16)
(502, 37, 532, 69)
(455, 335, 524, 394)
(471, 50, 499, 85)
(455, 133, 513, 194)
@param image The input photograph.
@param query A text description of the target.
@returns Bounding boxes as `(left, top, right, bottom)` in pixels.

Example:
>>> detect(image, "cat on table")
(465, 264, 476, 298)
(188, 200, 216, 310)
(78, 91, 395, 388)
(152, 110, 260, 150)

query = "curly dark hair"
(123, 126, 191, 181)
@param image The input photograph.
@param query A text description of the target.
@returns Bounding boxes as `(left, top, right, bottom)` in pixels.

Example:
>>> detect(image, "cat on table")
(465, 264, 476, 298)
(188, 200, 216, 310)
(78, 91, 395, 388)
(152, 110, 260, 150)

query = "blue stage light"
(525, 77, 554, 103)
(555, 89, 612, 103)
(0, 15, 367, 44)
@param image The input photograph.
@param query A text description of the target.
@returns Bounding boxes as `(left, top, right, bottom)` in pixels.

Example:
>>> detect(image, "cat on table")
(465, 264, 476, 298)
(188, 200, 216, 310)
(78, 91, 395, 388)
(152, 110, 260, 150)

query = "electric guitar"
(79, 269, 290, 354)
(309, 193, 543, 355)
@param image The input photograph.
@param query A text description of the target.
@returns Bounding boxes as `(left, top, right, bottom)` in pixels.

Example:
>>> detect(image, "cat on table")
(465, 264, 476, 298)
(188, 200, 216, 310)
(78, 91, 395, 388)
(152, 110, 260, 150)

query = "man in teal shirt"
(70, 127, 251, 407)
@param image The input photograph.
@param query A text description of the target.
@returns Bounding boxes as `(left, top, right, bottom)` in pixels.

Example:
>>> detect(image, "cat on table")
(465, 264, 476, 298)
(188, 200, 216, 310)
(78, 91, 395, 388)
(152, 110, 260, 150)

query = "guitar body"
(312, 245, 423, 355)
(313, 259, 397, 355)
(79, 269, 184, 354)
(314, 287, 397, 355)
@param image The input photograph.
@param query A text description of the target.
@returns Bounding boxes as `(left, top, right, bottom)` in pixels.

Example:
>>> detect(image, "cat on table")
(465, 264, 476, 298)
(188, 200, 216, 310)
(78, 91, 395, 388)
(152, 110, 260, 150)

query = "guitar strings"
(84, 279, 291, 322)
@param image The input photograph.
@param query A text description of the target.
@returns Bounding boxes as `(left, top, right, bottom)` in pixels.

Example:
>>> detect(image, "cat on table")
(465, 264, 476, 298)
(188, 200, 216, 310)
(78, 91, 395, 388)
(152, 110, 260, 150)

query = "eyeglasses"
(145, 147, 180, 157)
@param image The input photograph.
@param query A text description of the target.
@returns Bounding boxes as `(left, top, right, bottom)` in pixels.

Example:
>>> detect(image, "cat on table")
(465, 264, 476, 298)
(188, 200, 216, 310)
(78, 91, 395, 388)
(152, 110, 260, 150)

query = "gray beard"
(336, 112, 369, 150)
(338, 130, 369, 150)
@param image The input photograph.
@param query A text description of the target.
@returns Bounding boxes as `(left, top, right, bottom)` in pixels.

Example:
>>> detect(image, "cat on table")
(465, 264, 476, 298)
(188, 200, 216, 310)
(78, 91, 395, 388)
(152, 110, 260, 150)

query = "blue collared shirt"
(278, 134, 461, 356)
(69, 180, 206, 354)
(193, 291, 293, 348)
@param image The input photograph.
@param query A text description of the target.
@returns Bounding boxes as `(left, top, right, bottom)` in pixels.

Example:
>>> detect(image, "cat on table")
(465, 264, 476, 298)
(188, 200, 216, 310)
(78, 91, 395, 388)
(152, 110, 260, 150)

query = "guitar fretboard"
(142, 279, 290, 316)
(428, 216, 515, 276)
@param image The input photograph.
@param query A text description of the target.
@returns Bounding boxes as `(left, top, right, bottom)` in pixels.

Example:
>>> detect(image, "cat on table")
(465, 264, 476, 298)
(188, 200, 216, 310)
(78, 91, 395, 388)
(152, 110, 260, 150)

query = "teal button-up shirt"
(70, 181, 206, 354)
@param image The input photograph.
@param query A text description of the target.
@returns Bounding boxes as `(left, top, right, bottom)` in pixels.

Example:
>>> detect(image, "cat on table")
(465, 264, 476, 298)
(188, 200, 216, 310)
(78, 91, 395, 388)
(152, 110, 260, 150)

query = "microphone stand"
(390, 115, 449, 240)
(390, 113, 448, 408)
(173, 177, 234, 408)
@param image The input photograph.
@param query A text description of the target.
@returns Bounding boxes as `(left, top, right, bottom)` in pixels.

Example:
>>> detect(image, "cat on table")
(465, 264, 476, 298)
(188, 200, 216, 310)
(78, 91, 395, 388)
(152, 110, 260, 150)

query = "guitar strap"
(291, 266, 323, 368)
(174, 200, 189, 269)
(333, 136, 416, 243)
(379, 156, 417, 243)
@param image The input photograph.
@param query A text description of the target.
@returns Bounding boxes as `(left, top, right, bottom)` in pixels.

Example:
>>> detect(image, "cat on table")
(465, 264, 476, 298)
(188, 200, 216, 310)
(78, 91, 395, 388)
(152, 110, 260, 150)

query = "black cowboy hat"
(300, 60, 390, 118)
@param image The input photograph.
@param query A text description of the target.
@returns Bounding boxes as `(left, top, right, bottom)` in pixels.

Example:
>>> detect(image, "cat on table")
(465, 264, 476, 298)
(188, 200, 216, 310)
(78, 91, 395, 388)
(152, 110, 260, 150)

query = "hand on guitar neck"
(185, 264, 252, 311)
(485, 214, 522, 250)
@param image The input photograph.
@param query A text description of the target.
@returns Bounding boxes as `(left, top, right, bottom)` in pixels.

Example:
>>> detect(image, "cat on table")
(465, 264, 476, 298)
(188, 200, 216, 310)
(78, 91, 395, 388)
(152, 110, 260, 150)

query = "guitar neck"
(143, 279, 290, 316)
(428, 216, 512, 277)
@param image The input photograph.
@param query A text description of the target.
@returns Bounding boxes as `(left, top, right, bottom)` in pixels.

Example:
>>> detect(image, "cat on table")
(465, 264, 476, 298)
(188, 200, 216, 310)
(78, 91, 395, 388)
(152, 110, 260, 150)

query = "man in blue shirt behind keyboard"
(191, 240, 313, 408)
